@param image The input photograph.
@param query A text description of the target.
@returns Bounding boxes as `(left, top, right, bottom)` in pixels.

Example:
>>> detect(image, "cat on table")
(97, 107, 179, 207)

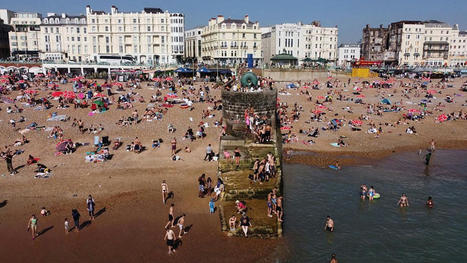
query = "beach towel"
(47, 115, 67, 121)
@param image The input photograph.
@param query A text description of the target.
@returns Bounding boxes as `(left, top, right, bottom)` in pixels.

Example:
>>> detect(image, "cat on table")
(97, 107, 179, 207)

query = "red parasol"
(51, 91, 63, 97)
(427, 89, 437, 95)
(313, 110, 323, 114)
(94, 93, 106, 98)
(351, 120, 363, 126)
(357, 94, 366, 98)
(408, 109, 421, 113)
(437, 114, 447, 122)
(317, 96, 325, 100)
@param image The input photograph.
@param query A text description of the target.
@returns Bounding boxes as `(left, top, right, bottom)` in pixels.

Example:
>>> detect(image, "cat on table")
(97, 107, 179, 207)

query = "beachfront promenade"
(217, 86, 283, 238)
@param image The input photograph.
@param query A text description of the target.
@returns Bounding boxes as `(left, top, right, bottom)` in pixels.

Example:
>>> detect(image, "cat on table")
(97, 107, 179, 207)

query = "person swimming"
(324, 216, 334, 232)
(426, 196, 434, 208)
(397, 193, 409, 207)
(368, 186, 376, 200)
(360, 184, 368, 200)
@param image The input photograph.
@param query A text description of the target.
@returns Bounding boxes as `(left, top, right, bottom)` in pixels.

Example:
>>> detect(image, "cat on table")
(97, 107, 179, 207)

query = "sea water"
(282, 150, 467, 263)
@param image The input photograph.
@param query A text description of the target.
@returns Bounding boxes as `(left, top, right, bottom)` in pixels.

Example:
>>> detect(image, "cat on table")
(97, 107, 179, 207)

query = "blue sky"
(2, 0, 466, 43)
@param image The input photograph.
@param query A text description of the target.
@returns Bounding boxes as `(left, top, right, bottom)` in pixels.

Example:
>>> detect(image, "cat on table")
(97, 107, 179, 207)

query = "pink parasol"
(408, 109, 421, 113)
(437, 114, 447, 122)
(317, 96, 325, 100)
(313, 110, 323, 114)
(427, 89, 437, 95)
(351, 120, 363, 126)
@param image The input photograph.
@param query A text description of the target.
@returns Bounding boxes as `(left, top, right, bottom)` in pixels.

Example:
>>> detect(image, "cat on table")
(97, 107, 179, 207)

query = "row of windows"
(90, 18, 173, 24)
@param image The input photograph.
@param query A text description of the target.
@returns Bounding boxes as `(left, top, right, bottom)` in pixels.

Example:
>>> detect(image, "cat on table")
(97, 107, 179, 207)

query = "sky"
(1, 0, 466, 43)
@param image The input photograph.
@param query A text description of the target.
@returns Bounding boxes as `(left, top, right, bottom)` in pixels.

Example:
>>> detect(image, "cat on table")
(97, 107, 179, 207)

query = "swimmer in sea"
(397, 193, 409, 207)
(335, 161, 341, 170)
(324, 216, 334, 232)
(368, 186, 375, 200)
(360, 184, 368, 200)
(426, 196, 434, 208)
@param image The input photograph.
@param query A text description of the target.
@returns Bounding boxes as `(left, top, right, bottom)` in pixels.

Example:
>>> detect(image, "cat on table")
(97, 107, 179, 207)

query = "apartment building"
(184, 26, 203, 62)
(86, 5, 184, 65)
(8, 12, 42, 58)
(362, 20, 467, 67)
(201, 15, 261, 66)
(337, 44, 360, 67)
(40, 13, 88, 61)
(262, 21, 338, 64)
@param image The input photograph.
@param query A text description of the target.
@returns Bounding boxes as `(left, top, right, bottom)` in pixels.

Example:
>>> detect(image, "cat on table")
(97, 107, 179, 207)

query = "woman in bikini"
(27, 214, 38, 240)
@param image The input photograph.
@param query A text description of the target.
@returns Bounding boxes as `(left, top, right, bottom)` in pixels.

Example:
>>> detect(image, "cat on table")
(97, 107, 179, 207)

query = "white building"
(201, 15, 262, 66)
(86, 5, 184, 65)
(337, 44, 360, 67)
(262, 21, 338, 65)
(450, 30, 467, 67)
(0, 9, 15, 25)
(40, 13, 88, 62)
(8, 12, 42, 58)
(184, 27, 203, 62)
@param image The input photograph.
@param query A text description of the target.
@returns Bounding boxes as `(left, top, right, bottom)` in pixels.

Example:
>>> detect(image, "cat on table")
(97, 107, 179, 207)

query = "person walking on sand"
(171, 137, 177, 156)
(430, 139, 436, 152)
(164, 227, 176, 255)
(72, 209, 80, 232)
(176, 214, 185, 238)
(64, 218, 70, 234)
(165, 204, 175, 228)
(1, 147, 16, 175)
(86, 195, 95, 221)
(209, 198, 215, 213)
(27, 214, 38, 240)
(161, 180, 168, 204)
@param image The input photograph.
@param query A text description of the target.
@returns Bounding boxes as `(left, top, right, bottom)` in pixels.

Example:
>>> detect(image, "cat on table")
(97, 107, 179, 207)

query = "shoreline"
(283, 139, 467, 167)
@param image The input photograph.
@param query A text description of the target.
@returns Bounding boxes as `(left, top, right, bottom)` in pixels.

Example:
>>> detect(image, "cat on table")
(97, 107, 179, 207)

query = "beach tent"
(437, 114, 447, 122)
(381, 98, 391, 105)
(287, 83, 296, 89)
(197, 67, 212, 73)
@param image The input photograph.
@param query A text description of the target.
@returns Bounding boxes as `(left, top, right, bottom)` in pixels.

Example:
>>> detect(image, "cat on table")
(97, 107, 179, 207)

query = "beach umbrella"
(17, 80, 26, 84)
(165, 77, 173, 81)
(357, 94, 366, 98)
(427, 89, 437, 95)
(112, 82, 123, 87)
(437, 114, 447, 122)
(0, 78, 8, 83)
(152, 77, 161, 82)
(51, 91, 63, 97)
(317, 96, 325, 100)
(351, 120, 363, 126)
(24, 89, 38, 94)
(317, 105, 327, 109)
(302, 86, 310, 89)
(313, 110, 323, 114)
(94, 93, 106, 98)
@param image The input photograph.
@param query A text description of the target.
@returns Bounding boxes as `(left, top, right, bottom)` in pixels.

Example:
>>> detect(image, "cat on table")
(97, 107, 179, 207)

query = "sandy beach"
(0, 74, 466, 262)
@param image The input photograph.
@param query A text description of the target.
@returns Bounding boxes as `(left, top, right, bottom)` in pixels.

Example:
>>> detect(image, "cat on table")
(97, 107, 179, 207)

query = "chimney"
(86, 5, 91, 15)
(244, 15, 249, 24)
(111, 5, 118, 15)
(61, 13, 66, 18)
(217, 15, 224, 23)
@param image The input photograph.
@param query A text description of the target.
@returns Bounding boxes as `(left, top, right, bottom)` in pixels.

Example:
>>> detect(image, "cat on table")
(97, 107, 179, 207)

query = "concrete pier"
(218, 88, 283, 238)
